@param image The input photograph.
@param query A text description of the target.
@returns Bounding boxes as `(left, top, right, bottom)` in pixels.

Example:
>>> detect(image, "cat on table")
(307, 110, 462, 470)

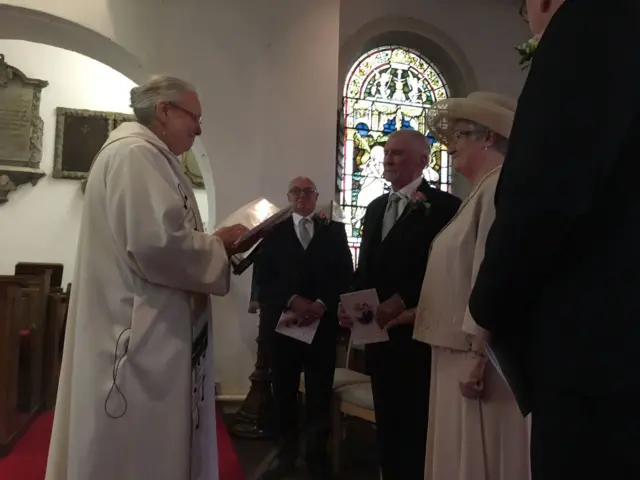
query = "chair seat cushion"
(300, 368, 370, 391)
(335, 382, 374, 410)
(332, 368, 370, 389)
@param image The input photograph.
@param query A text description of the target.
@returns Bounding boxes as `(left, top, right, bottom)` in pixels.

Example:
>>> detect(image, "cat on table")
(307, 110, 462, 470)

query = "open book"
(215, 198, 292, 274)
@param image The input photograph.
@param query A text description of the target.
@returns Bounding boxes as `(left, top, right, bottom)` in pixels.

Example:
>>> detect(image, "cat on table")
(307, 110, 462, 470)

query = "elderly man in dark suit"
(469, 0, 640, 478)
(256, 176, 353, 479)
(340, 129, 460, 479)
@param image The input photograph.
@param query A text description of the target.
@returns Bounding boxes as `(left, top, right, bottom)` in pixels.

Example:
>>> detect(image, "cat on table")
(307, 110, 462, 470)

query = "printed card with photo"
(340, 289, 389, 345)
(275, 311, 319, 344)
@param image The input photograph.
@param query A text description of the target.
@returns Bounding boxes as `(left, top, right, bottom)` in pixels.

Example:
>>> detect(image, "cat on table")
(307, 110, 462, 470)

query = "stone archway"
(0, 4, 218, 227)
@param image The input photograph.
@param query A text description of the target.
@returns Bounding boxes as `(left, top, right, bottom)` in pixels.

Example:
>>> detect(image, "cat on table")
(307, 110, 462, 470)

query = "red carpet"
(0, 407, 244, 480)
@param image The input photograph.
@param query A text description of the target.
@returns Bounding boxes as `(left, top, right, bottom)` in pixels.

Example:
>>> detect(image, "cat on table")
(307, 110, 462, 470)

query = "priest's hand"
(375, 294, 405, 329)
(215, 224, 250, 255)
(338, 302, 353, 328)
(385, 308, 416, 330)
(458, 351, 487, 399)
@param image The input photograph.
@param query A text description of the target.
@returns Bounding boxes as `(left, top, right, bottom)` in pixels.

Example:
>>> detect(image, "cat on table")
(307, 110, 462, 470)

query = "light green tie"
(382, 192, 401, 240)
(299, 217, 312, 249)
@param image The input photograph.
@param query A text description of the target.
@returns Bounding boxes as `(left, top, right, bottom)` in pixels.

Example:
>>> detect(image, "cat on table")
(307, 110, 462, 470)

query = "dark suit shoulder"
(424, 185, 462, 209)
(366, 194, 389, 211)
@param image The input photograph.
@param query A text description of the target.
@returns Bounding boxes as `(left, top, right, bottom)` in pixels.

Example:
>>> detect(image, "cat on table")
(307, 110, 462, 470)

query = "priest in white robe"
(45, 75, 249, 480)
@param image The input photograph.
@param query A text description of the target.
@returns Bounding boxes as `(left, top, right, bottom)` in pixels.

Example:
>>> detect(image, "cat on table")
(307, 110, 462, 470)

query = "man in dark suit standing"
(468, 0, 640, 478)
(257, 176, 353, 479)
(340, 129, 460, 479)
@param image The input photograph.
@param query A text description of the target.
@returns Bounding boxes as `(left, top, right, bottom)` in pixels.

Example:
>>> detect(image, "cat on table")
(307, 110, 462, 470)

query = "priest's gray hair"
(130, 75, 197, 126)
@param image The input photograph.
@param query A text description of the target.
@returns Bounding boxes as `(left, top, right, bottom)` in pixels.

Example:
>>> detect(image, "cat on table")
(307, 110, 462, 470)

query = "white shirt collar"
(292, 212, 314, 225)
(393, 176, 423, 199)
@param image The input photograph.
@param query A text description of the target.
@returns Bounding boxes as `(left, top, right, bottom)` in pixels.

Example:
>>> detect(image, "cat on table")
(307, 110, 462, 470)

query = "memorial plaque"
(0, 54, 48, 204)
(53, 108, 110, 179)
(0, 86, 34, 164)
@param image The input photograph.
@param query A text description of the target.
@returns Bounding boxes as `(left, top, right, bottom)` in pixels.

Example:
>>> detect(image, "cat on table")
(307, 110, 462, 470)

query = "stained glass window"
(338, 46, 452, 266)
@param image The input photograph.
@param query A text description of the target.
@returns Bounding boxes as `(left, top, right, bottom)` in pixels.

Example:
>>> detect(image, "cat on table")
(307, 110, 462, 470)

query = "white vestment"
(45, 122, 229, 480)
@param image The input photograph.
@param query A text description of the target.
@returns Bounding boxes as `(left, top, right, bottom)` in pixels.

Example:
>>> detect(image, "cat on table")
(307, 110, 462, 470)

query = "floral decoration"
(406, 191, 431, 217)
(315, 210, 331, 226)
(515, 33, 541, 70)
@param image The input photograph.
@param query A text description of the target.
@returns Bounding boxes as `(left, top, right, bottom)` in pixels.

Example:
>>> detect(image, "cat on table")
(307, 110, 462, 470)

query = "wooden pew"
(13, 264, 69, 409)
(43, 285, 70, 409)
(0, 276, 34, 456)
(0, 265, 71, 456)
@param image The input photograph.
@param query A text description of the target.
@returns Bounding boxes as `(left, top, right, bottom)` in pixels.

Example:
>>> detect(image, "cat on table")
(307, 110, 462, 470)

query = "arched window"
(338, 45, 451, 265)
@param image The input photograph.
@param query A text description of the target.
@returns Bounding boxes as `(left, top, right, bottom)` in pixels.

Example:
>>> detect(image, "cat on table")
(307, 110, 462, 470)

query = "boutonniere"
(314, 210, 331, 226)
(515, 33, 541, 70)
(407, 191, 431, 217)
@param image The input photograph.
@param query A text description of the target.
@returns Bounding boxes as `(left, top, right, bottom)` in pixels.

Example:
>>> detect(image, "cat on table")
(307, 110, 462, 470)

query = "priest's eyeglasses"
(289, 187, 317, 197)
(169, 102, 202, 125)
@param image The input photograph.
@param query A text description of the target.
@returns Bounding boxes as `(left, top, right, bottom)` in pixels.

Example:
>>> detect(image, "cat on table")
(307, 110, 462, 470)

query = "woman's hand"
(385, 308, 417, 329)
(458, 351, 487, 399)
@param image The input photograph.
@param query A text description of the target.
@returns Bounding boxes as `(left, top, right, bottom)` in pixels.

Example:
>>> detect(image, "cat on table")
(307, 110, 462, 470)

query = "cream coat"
(45, 123, 230, 480)
(414, 167, 531, 480)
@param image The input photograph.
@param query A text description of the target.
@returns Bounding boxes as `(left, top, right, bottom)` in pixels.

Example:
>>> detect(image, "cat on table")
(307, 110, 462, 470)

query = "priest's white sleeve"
(104, 142, 230, 294)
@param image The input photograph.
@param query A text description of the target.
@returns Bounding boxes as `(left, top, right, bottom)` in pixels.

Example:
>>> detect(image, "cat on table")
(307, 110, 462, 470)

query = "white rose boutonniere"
(515, 33, 541, 70)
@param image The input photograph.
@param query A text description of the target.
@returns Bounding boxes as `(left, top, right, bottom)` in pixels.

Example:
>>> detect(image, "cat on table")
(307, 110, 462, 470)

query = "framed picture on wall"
(52, 107, 135, 179)
(53, 107, 204, 189)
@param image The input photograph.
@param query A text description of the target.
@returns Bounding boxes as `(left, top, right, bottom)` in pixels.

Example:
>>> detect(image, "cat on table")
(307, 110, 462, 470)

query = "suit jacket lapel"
(360, 194, 388, 265)
(394, 179, 431, 226)
(306, 215, 324, 251)
(284, 217, 305, 252)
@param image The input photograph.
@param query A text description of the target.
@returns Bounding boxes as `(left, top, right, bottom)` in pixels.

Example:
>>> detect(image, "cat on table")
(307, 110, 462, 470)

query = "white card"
(275, 311, 319, 344)
(340, 289, 389, 345)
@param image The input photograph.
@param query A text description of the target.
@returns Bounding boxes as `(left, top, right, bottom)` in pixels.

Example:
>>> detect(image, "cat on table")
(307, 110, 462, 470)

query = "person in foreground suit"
(339, 130, 460, 479)
(468, 0, 640, 478)
(257, 176, 353, 479)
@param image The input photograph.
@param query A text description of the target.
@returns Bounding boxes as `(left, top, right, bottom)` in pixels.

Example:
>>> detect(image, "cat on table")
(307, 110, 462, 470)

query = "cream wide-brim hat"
(426, 91, 517, 144)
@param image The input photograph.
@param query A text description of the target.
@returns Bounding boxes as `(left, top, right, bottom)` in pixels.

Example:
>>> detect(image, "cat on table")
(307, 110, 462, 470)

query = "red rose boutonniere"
(407, 191, 431, 217)
(315, 210, 331, 226)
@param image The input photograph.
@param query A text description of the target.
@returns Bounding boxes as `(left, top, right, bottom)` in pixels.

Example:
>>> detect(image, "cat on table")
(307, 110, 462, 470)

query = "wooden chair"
(329, 342, 376, 474)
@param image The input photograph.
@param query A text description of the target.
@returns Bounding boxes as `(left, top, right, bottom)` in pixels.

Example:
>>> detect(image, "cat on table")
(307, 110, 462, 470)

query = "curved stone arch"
(339, 16, 478, 101)
(0, 5, 218, 227)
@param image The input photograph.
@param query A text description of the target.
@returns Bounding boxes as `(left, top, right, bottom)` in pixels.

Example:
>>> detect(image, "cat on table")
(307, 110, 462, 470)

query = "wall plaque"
(54, 108, 204, 189)
(0, 54, 48, 204)
(52, 108, 134, 180)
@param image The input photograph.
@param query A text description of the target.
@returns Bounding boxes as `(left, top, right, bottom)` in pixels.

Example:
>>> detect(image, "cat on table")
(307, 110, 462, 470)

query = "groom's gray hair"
(388, 129, 431, 157)
(130, 75, 197, 126)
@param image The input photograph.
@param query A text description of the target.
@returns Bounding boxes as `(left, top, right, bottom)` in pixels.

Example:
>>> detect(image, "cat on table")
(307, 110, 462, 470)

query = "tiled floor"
(223, 414, 380, 479)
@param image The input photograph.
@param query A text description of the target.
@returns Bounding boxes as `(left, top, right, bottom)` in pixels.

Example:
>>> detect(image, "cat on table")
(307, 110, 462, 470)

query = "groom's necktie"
(382, 192, 402, 240)
(299, 217, 312, 249)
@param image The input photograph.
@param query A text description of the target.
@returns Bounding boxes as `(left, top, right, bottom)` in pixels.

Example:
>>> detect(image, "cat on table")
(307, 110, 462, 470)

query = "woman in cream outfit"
(404, 92, 530, 479)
